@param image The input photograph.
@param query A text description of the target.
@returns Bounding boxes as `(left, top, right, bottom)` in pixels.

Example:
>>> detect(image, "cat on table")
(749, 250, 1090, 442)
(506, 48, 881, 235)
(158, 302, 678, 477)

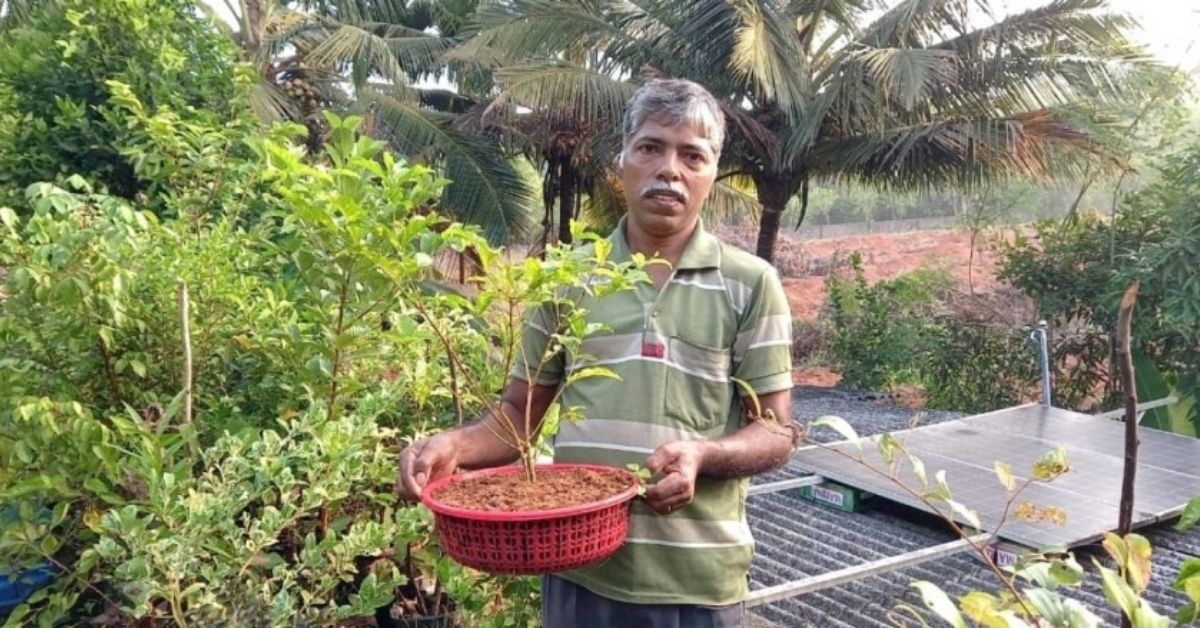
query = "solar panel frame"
(792, 404, 1200, 549)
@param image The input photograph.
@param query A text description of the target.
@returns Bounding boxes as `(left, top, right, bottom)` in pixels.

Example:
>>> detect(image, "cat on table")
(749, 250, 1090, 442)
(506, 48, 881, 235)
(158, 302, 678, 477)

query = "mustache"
(640, 182, 688, 203)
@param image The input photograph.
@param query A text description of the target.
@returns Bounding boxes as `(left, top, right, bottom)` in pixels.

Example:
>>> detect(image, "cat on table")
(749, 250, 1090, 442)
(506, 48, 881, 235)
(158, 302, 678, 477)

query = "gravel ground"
(744, 387, 1200, 627)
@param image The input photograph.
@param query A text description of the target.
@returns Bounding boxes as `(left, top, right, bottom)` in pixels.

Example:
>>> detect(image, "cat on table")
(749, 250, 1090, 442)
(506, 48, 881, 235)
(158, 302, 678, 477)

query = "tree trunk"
(793, 176, 810, 229)
(754, 174, 794, 262)
(540, 155, 558, 253)
(558, 163, 576, 245)
(243, 0, 266, 56)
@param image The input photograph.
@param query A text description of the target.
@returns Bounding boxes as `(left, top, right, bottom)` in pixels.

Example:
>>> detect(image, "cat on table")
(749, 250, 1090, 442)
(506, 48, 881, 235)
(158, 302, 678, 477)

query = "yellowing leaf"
(994, 461, 1016, 492)
(912, 581, 967, 628)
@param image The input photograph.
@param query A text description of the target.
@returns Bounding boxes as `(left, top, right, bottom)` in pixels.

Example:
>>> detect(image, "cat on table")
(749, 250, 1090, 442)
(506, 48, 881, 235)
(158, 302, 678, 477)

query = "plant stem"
(97, 336, 123, 407)
(178, 281, 192, 425)
(446, 342, 464, 424)
(326, 264, 354, 422)
(817, 440, 1036, 621)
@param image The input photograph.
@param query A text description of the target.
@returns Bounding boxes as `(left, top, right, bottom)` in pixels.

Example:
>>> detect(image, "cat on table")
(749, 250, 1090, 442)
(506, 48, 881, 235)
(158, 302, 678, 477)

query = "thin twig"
(96, 336, 123, 408)
(813, 438, 1037, 620)
(178, 281, 192, 425)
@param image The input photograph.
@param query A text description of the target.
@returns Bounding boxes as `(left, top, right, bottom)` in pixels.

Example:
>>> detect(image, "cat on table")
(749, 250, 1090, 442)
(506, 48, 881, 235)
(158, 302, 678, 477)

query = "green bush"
(827, 253, 951, 391)
(0, 114, 562, 625)
(827, 253, 1039, 411)
(0, 0, 255, 211)
(997, 141, 1200, 434)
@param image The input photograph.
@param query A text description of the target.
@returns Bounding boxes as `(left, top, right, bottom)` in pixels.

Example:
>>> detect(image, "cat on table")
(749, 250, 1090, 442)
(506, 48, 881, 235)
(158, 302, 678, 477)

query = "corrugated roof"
(746, 390, 1200, 627)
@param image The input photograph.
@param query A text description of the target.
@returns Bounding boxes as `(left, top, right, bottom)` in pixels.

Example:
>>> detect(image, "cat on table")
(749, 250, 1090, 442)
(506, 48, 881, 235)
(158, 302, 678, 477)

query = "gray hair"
(621, 79, 726, 160)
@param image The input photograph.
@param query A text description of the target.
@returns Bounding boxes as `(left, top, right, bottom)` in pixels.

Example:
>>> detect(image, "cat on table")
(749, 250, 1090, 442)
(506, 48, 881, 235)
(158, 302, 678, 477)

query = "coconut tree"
(203, 0, 537, 243)
(458, 0, 1142, 261)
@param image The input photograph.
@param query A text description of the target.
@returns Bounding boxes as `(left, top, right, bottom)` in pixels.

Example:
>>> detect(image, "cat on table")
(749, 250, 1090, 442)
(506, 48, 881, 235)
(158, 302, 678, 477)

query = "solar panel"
(792, 404, 1200, 549)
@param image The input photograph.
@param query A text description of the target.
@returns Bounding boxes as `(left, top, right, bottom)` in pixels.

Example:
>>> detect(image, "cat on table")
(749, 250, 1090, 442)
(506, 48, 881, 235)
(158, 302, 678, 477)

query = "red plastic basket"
(420, 464, 638, 575)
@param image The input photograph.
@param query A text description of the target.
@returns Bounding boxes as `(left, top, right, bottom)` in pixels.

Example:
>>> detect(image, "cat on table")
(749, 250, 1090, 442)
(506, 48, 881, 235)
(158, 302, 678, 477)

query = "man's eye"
(639, 144, 659, 154)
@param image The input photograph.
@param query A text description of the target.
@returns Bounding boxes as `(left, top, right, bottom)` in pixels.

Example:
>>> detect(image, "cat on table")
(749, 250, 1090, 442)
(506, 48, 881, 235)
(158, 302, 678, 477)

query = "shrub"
(0, 0, 255, 211)
(0, 115, 551, 625)
(997, 141, 1200, 434)
(827, 253, 951, 391)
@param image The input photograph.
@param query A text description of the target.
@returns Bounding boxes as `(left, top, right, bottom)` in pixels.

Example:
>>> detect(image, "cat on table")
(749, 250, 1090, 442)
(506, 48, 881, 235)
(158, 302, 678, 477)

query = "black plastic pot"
(373, 605, 456, 628)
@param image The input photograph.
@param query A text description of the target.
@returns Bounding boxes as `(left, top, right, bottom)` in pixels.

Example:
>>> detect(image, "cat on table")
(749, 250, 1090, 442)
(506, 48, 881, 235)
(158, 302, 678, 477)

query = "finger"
(399, 447, 425, 499)
(644, 445, 676, 475)
(645, 489, 692, 514)
(644, 472, 688, 504)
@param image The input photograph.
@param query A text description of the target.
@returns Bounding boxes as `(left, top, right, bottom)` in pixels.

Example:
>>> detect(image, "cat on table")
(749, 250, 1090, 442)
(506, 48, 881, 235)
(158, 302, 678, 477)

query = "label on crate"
(811, 485, 846, 507)
(985, 544, 1022, 568)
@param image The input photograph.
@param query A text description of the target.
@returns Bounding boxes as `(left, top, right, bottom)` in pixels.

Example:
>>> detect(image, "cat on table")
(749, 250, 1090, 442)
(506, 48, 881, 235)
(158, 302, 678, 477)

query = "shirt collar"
(609, 215, 721, 271)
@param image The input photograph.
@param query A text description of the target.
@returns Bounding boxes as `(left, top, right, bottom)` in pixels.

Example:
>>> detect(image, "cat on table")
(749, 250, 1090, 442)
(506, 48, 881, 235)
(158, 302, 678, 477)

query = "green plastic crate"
(794, 481, 874, 513)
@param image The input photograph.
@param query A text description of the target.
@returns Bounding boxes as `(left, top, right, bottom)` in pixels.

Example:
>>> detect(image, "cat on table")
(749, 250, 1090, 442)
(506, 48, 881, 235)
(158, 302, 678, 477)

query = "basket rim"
(420, 463, 638, 522)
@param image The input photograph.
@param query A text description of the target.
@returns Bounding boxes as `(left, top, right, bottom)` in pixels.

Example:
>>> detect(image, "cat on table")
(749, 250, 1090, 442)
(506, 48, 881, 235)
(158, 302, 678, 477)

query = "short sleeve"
(509, 303, 565, 386)
(731, 268, 793, 396)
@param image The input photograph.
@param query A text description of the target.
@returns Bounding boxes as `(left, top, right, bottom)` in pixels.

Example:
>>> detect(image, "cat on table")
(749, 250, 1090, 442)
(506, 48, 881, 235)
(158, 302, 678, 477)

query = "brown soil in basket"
(435, 467, 630, 512)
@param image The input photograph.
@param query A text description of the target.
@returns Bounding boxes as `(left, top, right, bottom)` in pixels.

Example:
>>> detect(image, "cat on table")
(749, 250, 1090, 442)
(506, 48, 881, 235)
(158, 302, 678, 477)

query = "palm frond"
(304, 20, 452, 86)
(248, 77, 303, 122)
(472, 0, 625, 61)
(579, 173, 625, 233)
(807, 112, 1094, 189)
(362, 87, 537, 244)
(703, 175, 761, 223)
(728, 0, 812, 113)
(0, 0, 48, 29)
(494, 63, 635, 125)
(931, 0, 1127, 59)
(789, 0, 876, 31)
(848, 47, 959, 110)
(859, 0, 986, 48)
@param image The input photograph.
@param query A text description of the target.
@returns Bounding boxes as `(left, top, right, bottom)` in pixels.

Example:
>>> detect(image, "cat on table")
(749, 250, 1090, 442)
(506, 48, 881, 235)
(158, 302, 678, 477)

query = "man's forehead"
(628, 118, 716, 150)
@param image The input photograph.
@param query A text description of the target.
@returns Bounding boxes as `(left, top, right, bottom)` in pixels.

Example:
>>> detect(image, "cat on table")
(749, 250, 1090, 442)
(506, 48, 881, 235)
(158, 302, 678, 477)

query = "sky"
(999, 0, 1200, 72)
(200, 0, 1200, 72)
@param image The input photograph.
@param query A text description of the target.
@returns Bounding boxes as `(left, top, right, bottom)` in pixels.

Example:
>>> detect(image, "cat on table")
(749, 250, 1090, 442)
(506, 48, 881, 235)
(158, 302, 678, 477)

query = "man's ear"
(613, 151, 624, 173)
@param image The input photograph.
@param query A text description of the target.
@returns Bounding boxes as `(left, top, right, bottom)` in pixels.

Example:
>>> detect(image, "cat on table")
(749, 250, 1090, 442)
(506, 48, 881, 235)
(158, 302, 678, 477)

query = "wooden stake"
(1115, 280, 1139, 537)
(179, 281, 193, 425)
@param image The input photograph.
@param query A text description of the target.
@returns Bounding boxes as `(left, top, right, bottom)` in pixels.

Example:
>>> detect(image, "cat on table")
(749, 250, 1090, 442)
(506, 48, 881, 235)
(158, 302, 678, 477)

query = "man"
(397, 78, 796, 627)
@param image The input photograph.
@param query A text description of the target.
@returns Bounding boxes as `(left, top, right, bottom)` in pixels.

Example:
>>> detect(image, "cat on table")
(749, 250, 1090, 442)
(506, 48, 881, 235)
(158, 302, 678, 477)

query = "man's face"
(619, 117, 718, 238)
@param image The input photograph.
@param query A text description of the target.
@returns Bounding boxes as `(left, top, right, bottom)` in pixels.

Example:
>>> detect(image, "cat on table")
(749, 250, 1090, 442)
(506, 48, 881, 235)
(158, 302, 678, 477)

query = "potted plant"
(373, 508, 457, 628)
(411, 226, 654, 575)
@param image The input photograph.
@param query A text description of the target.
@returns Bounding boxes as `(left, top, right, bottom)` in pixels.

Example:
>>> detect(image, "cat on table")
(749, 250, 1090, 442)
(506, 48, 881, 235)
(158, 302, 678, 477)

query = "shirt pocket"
(664, 335, 732, 433)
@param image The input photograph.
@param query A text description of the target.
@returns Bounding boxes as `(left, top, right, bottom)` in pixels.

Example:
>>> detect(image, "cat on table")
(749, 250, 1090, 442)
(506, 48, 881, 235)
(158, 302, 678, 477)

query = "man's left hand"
(643, 440, 709, 515)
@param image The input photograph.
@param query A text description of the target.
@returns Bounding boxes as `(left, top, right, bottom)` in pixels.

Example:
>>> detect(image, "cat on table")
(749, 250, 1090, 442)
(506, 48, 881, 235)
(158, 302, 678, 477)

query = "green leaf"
(909, 453, 928, 486)
(945, 499, 981, 531)
(564, 367, 621, 388)
(1048, 556, 1085, 588)
(1175, 558, 1200, 591)
(1175, 496, 1200, 532)
(1177, 603, 1198, 625)
(958, 591, 998, 623)
(0, 206, 18, 230)
(912, 581, 966, 628)
(1032, 447, 1070, 481)
(876, 432, 900, 465)
(1097, 562, 1139, 619)
(811, 415, 862, 454)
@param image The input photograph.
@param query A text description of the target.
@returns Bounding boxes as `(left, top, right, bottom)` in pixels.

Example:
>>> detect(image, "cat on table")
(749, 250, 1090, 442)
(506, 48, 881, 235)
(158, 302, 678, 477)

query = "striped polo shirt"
(511, 218, 793, 606)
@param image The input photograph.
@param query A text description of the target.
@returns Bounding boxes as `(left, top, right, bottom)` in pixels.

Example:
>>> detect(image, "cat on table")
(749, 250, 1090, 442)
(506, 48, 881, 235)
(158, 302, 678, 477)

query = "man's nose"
(655, 150, 682, 181)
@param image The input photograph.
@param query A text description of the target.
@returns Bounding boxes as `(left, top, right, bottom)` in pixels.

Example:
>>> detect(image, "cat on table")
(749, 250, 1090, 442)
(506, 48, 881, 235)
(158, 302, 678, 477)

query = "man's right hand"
(396, 432, 460, 501)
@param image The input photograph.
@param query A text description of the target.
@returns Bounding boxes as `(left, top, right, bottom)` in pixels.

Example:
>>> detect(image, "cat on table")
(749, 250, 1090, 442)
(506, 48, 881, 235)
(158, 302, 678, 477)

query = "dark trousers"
(541, 575, 745, 628)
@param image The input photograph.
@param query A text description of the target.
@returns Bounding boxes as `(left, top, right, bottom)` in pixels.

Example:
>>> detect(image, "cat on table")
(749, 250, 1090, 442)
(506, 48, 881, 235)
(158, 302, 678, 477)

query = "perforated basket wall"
(422, 464, 637, 575)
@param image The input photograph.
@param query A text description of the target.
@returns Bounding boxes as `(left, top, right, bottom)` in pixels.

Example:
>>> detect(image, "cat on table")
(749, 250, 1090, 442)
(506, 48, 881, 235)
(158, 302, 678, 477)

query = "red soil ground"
(710, 225, 1033, 388)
